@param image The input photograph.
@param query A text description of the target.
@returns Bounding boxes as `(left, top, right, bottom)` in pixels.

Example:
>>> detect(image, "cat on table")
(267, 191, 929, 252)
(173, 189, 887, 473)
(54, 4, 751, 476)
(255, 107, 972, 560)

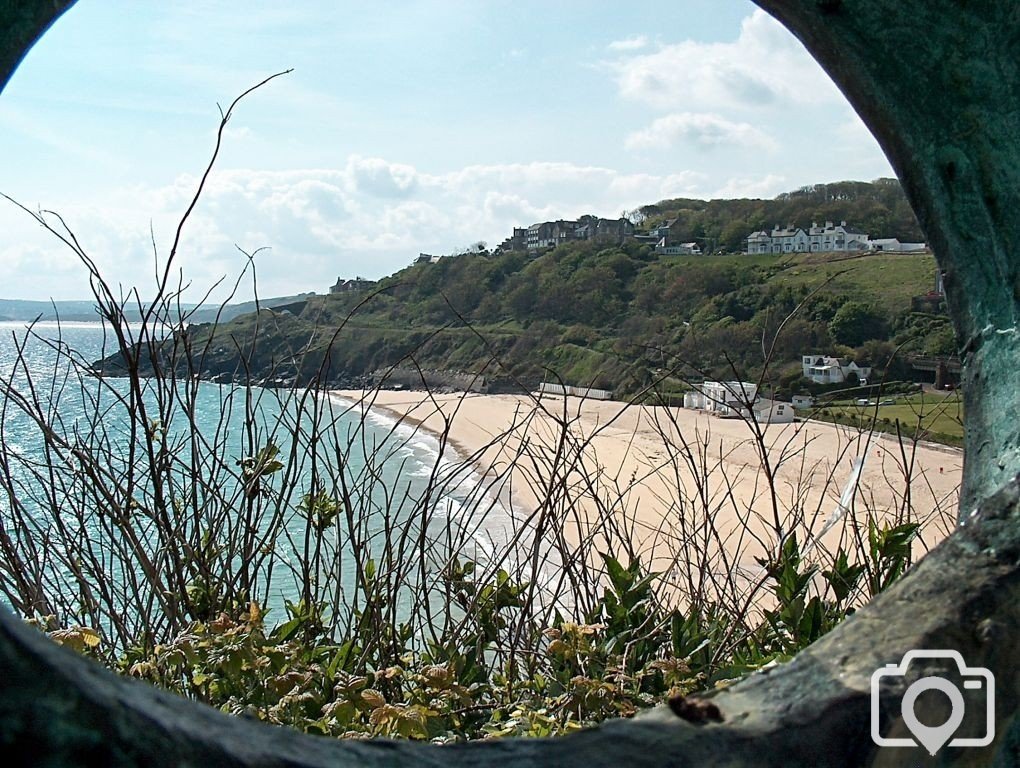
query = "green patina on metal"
(2, 2, 1020, 765)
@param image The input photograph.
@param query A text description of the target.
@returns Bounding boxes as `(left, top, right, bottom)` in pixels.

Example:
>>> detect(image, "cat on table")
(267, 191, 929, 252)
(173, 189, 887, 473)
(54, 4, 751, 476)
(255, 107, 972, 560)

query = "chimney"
(840, 220, 847, 227)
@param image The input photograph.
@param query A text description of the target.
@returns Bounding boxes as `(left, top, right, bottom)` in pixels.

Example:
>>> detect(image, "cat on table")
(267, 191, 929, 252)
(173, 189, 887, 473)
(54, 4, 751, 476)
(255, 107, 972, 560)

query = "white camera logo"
(871, 650, 994, 755)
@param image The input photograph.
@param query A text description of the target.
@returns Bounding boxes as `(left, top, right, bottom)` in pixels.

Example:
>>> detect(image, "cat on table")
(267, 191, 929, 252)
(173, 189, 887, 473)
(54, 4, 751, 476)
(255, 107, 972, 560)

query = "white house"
(745, 230, 772, 254)
(414, 253, 444, 264)
(801, 356, 872, 384)
(656, 239, 702, 256)
(807, 221, 870, 252)
(791, 394, 815, 409)
(753, 399, 795, 424)
(779, 225, 811, 253)
(700, 380, 758, 417)
(745, 221, 871, 254)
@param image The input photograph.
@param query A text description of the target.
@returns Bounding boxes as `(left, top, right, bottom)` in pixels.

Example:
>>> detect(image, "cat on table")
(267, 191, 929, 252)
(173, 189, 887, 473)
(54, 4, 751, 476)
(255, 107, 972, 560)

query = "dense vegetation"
(185, 228, 950, 401)
(637, 178, 925, 253)
(47, 527, 919, 741)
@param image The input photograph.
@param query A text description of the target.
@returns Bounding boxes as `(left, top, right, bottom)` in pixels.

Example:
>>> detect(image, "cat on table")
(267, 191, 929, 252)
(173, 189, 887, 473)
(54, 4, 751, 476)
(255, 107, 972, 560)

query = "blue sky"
(0, 1, 893, 301)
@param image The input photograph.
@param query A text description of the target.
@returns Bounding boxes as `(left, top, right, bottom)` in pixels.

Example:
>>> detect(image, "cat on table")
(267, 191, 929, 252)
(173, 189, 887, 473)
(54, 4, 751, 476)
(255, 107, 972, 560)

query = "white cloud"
(222, 124, 253, 142)
(344, 155, 418, 198)
(1, 157, 733, 301)
(607, 35, 648, 52)
(478, 191, 549, 225)
(606, 171, 708, 200)
(606, 10, 841, 113)
(625, 112, 778, 152)
(831, 108, 891, 174)
(711, 174, 788, 199)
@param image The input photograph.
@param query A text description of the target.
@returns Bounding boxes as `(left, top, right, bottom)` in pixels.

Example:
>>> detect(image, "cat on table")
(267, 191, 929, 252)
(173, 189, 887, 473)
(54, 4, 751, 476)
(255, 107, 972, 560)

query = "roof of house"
(771, 225, 805, 237)
(754, 398, 791, 411)
(805, 355, 867, 368)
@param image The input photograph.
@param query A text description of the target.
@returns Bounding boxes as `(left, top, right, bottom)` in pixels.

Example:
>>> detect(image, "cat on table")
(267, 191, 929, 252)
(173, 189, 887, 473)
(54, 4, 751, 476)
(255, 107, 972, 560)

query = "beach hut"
(753, 400, 795, 424)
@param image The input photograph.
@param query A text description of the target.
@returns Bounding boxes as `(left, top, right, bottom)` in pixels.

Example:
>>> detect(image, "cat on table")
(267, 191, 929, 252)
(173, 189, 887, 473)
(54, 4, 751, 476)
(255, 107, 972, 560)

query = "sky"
(0, 0, 894, 302)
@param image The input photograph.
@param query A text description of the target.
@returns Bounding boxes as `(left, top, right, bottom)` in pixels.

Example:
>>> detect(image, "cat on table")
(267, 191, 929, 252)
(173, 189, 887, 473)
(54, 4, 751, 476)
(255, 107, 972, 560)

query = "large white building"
(684, 381, 799, 423)
(685, 381, 759, 417)
(745, 221, 870, 254)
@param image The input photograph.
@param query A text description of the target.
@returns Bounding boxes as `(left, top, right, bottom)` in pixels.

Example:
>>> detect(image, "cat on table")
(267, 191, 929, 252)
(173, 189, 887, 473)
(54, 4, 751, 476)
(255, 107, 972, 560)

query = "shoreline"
(327, 390, 537, 553)
(332, 388, 964, 579)
(330, 391, 483, 486)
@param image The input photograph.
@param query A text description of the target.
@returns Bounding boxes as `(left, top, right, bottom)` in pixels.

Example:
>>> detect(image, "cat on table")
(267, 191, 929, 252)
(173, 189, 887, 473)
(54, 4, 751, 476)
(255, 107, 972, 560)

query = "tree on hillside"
(828, 300, 887, 347)
(641, 178, 925, 245)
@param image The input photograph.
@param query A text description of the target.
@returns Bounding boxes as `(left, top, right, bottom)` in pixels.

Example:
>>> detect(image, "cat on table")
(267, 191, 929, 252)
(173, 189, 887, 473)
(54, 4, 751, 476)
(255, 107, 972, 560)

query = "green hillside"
(177, 236, 951, 400)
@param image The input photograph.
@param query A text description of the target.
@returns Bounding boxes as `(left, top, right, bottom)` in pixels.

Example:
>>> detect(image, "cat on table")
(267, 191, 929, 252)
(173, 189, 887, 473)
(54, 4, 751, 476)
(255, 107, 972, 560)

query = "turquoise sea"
(0, 321, 515, 639)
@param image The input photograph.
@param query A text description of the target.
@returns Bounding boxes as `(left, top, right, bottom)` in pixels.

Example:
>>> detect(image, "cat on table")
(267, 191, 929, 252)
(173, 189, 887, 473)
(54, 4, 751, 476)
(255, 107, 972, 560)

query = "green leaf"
(600, 552, 631, 595)
(272, 617, 302, 642)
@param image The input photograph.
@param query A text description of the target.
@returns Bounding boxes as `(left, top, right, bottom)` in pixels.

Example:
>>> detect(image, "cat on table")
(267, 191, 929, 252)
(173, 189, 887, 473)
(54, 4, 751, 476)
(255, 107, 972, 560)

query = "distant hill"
(0, 294, 315, 324)
(184, 294, 317, 324)
(0, 299, 142, 323)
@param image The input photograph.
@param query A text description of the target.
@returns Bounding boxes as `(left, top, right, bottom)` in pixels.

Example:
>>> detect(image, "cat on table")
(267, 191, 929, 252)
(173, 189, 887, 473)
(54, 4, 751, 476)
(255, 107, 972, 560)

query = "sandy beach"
(333, 388, 962, 595)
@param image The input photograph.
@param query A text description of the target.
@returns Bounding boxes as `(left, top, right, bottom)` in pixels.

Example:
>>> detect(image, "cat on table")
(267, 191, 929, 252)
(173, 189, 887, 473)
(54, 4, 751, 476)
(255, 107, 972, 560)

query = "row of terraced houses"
(744, 220, 926, 255)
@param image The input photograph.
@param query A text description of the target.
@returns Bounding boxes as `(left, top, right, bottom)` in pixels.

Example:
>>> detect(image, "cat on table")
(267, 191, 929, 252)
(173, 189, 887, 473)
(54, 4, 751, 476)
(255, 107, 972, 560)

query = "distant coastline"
(0, 293, 314, 325)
